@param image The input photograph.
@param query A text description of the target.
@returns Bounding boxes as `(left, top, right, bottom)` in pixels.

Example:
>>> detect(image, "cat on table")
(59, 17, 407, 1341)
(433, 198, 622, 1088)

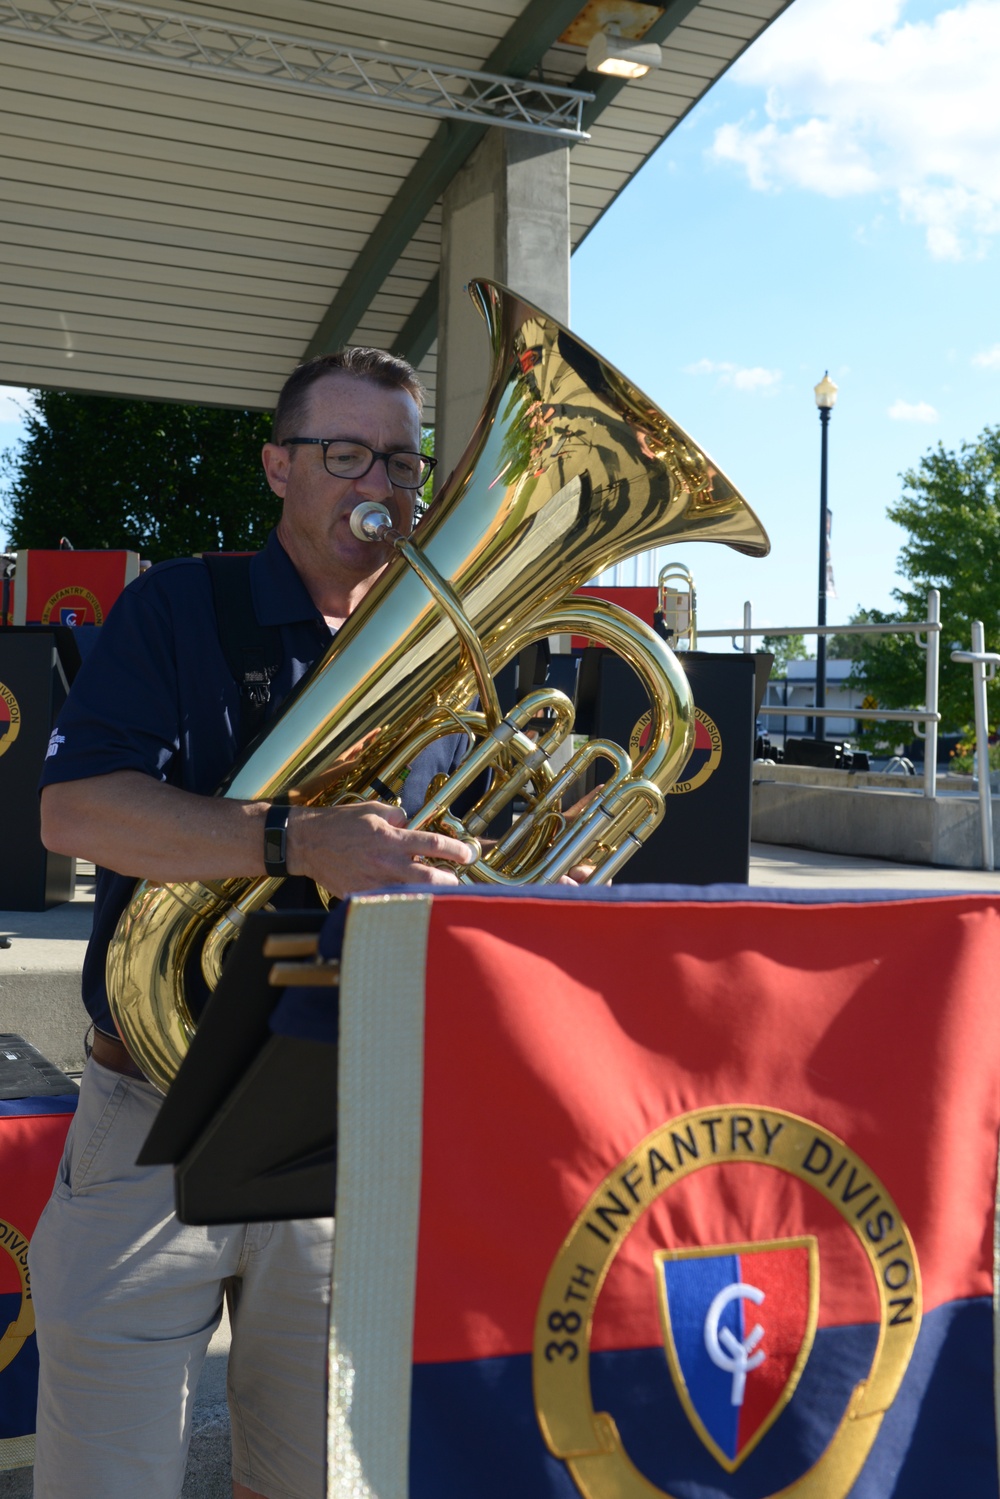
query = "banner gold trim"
(533, 1104, 922, 1499)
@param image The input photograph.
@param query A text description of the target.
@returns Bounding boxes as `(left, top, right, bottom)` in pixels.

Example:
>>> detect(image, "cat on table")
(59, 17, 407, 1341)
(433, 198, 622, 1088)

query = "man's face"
(263, 372, 422, 588)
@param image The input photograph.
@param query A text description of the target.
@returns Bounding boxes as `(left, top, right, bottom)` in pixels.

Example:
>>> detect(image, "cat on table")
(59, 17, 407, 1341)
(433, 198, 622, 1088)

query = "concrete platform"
(1, 846, 996, 1497)
(752, 766, 999, 871)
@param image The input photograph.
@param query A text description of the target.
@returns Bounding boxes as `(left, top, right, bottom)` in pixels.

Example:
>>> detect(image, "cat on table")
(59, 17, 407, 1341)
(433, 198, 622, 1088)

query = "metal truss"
(0, 0, 592, 138)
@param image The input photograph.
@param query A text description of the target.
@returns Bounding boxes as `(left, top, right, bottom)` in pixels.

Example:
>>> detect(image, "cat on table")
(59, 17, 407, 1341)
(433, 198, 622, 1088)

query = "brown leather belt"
(89, 1029, 147, 1081)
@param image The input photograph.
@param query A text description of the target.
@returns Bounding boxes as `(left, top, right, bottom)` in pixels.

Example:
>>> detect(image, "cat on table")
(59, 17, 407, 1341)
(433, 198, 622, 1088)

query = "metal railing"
(697, 591, 942, 799)
(951, 621, 1000, 871)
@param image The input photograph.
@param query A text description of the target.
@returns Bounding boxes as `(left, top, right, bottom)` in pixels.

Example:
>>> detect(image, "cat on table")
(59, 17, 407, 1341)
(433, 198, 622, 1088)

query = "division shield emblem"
(41, 586, 103, 627)
(655, 1238, 818, 1471)
(0, 682, 20, 759)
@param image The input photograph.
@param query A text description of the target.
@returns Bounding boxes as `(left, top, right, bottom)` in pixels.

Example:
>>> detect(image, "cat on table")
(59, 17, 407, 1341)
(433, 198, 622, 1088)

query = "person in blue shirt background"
(31, 346, 474, 1499)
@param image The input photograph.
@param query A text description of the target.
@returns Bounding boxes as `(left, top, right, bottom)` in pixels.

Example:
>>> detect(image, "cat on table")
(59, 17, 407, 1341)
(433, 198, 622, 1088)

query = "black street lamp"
(813, 372, 838, 741)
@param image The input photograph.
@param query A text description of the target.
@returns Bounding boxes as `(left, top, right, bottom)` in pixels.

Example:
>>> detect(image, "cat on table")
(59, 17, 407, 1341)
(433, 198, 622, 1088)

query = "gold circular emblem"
(41, 585, 103, 626)
(533, 1105, 921, 1499)
(0, 681, 21, 760)
(0, 1218, 34, 1376)
(630, 707, 722, 794)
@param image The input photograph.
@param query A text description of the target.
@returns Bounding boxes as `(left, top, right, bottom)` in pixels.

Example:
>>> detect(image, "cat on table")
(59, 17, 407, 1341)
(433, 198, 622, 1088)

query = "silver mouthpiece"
(349, 502, 393, 541)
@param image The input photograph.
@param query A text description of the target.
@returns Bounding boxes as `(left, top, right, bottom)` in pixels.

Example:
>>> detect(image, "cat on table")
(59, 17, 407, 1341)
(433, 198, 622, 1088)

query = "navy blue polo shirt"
(40, 530, 466, 1034)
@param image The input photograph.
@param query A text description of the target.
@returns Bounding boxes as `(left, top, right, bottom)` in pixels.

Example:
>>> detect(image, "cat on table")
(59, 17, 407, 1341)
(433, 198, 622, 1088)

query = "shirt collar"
(250, 530, 325, 627)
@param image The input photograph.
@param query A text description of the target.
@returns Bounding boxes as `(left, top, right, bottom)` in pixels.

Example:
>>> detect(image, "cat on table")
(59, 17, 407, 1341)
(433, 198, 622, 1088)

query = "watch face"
(264, 807, 289, 872)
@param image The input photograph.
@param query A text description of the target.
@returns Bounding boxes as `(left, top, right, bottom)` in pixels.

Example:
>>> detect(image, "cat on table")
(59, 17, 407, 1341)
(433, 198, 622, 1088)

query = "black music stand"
(139, 908, 337, 1224)
(0, 626, 81, 908)
(571, 648, 769, 885)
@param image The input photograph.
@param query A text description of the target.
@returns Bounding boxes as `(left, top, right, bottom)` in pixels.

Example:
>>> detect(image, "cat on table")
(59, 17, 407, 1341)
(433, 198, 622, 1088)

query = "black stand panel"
(140, 909, 335, 1224)
(577, 650, 760, 885)
(0, 629, 76, 909)
(0, 1034, 78, 1099)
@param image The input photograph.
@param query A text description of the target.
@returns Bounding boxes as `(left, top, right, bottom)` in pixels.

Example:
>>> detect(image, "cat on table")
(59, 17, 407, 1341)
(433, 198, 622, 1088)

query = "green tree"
(417, 425, 436, 514)
(847, 426, 1000, 733)
(826, 611, 886, 660)
(1, 390, 277, 562)
(761, 633, 810, 677)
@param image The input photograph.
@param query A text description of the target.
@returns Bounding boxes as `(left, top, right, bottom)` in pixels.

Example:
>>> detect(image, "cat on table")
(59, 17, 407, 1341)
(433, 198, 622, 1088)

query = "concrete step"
(752, 772, 1000, 871)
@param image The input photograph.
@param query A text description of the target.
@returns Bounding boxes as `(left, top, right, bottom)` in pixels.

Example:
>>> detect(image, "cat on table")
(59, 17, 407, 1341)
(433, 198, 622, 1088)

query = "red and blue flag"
(278, 885, 1000, 1499)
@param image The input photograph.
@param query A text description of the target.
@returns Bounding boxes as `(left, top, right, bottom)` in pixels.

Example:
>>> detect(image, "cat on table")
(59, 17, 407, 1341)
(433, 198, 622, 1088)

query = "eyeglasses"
(282, 438, 437, 490)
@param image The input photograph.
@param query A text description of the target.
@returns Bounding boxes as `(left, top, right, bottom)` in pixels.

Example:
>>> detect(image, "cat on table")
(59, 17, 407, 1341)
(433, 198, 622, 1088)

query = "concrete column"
(437, 129, 570, 478)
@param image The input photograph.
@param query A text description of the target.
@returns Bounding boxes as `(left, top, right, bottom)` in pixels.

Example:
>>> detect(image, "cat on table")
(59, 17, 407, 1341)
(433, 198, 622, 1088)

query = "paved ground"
(1, 843, 997, 1497)
(749, 840, 1000, 891)
(0, 867, 94, 1076)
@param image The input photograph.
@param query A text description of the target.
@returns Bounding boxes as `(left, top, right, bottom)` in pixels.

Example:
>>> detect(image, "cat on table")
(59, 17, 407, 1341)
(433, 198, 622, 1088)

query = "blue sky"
(3, 0, 1000, 639)
(574, 0, 1000, 632)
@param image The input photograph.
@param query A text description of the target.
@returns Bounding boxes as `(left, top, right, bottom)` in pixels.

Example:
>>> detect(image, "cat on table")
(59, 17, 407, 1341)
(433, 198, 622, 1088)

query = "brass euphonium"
(107, 280, 769, 1091)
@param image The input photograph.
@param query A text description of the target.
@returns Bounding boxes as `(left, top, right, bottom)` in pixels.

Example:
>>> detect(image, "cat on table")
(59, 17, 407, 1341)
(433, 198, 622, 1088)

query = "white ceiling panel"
(0, 0, 795, 421)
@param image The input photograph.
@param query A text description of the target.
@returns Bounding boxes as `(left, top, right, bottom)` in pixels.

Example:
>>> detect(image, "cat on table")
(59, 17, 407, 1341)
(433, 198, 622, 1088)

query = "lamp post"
(813, 372, 838, 741)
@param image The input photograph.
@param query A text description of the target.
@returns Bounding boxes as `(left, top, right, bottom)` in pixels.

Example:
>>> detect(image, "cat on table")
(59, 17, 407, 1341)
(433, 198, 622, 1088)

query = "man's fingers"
(345, 804, 472, 865)
(290, 801, 477, 895)
(364, 800, 408, 826)
(399, 827, 475, 867)
(562, 784, 605, 822)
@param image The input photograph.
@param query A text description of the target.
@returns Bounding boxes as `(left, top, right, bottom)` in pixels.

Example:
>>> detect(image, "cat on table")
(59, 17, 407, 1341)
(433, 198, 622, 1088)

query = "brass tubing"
(106, 279, 767, 1092)
(393, 534, 504, 731)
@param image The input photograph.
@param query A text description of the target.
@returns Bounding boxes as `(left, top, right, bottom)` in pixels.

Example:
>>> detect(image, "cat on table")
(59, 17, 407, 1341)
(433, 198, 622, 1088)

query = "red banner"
(0, 1099, 76, 1457)
(570, 585, 658, 648)
(12, 550, 139, 628)
(321, 887, 1000, 1499)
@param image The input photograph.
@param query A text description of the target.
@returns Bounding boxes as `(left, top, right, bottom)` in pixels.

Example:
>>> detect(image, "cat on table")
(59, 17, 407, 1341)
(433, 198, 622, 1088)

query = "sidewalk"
(1, 845, 997, 1497)
(749, 840, 1000, 892)
(0, 864, 95, 1076)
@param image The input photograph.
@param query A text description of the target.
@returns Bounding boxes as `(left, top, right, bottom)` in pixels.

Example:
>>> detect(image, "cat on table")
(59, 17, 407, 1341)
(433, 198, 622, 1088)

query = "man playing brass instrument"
(33, 349, 477, 1499)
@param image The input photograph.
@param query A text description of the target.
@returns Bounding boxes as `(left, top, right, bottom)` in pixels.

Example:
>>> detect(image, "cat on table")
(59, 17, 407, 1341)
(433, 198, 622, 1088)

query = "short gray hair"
(272, 348, 424, 443)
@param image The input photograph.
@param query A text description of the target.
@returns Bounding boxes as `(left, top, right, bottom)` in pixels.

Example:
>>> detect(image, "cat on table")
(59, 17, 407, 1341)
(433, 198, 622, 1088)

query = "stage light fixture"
(586, 25, 662, 78)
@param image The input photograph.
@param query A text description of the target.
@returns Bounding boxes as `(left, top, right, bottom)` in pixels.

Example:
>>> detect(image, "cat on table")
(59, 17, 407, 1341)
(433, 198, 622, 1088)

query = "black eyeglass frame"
(281, 437, 437, 490)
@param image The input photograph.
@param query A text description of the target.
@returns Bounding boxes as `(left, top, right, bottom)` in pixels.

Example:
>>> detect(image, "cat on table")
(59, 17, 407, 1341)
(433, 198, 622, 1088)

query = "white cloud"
(972, 343, 1000, 368)
(684, 358, 782, 392)
(711, 0, 1000, 259)
(888, 398, 939, 421)
(0, 386, 34, 424)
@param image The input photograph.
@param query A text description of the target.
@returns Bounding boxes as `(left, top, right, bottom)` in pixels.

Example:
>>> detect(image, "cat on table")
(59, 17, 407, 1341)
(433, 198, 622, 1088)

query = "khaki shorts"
(29, 1056, 334, 1499)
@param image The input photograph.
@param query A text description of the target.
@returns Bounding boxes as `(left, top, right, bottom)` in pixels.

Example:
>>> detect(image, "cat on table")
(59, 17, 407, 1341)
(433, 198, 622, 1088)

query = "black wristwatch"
(263, 803, 291, 877)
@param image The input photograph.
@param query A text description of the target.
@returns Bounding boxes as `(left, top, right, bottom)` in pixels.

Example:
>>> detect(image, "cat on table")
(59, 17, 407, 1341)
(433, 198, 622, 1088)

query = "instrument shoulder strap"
(202, 552, 283, 750)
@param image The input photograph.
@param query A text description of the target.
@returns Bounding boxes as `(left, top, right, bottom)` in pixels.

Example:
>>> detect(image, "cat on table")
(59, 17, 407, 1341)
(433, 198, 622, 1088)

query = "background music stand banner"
(11, 548, 139, 627)
(309, 886, 1000, 1499)
(0, 1091, 77, 1470)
